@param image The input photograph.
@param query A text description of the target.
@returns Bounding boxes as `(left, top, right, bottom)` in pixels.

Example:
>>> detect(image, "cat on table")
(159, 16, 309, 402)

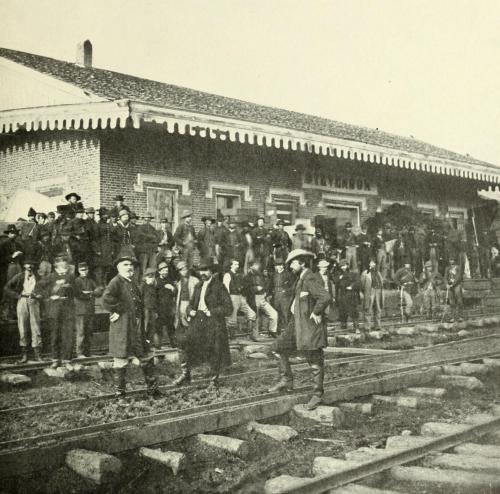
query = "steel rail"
(279, 416, 500, 494)
(2, 343, 499, 452)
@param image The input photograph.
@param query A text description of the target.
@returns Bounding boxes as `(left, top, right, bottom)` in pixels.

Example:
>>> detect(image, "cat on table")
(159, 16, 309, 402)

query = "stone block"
(463, 413, 496, 425)
(139, 448, 186, 475)
(247, 421, 298, 442)
(396, 327, 415, 336)
(406, 387, 446, 398)
(197, 434, 249, 458)
(338, 402, 373, 415)
(66, 449, 122, 485)
(421, 422, 470, 437)
(248, 352, 269, 359)
(385, 435, 433, 450)
(483, 358, 500, 368)
(293, 405, 344, 426)
(97, 361, 113, 370)
(331, 485, 402, 494)
(243, 345, 269, 356)
(454, 442, 500, 458)
(458, 363, 490, 375)
(43, 367, 70, 379)
(368, 331, 383, 340)
(264, 475, 311, 494)
(457, 330, 471, 338)
(391, 466, 500, 487)
(312, 457, 359, 476)
(436, 375, 484, 390)
(373, 395, 419, 408)
(162, 351, 180, 364)
(0, 372, 31, 386)
(344, 447, 391, 462)
(424, 452, 500, 473)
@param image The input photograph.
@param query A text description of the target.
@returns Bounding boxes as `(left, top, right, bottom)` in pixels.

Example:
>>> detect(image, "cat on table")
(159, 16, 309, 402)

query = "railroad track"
(1, 333, 499, 482)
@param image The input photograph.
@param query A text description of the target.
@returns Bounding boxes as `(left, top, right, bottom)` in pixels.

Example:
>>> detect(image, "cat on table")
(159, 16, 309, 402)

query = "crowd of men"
(1, 190, 499, 409)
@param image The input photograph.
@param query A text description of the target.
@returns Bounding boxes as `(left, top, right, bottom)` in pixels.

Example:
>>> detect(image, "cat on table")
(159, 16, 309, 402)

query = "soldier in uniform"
(242, 259, 278, 340)
(316, 259, 335, 319)
(214, 216, 229, 268)
(197, 216, 217, 266)
(394, 259, 417, 322)
(113, 209, 136, 259)
(372, 228, 386, 280)
(340, 222, 358, 272)
(419, 260, 443, 319)
(271, 219, 291, 262)
(223, 258, 256, 338)
(102, 255, 161, 398)
(444, 258, 464, 322)
(253, 217, 272, 270)
(65, 192, 82, 218)
(360, 259, 384, 331)
(68, 202, 91, 268)
(95, 207, 115, 287)
(425, 226, 441, 275)
(84, 207, 100, 275)
(333, 258, 361, 331)
(224, 218, 244, 267)
(311, 227, 328, 260)
(268, 249, 330, 410)
(20, 207, 41, 242)
(156, 261, 177, 348)
(356, 223, 372, 273)
(174, 210, 196, 269)
(136, 212, 160, 277)
(173, 261, 199, 341)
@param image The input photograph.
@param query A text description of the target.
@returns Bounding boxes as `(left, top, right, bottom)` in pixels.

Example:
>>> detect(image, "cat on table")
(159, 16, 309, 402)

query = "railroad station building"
(1, 41, 500, 241)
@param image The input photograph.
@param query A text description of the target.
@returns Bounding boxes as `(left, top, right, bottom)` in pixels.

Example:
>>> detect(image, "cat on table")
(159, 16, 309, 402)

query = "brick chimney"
(76, 40, 92, 68)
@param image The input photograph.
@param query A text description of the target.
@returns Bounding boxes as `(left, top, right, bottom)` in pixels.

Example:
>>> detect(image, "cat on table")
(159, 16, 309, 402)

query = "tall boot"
(248, 319, 259, 342)
(19, 347, 28, 364)
(173, 349, 191, 386)
(268, 354, 293, 392)
(33, 347, 43, 362)
(306, 361, 324, 410)
(113, 367, 127, 398)
(142, 360, 162, 399)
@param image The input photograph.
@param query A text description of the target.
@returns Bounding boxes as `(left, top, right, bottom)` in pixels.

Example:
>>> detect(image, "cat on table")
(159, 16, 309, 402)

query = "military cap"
(157, 261, 169, 270)
(295, 224, 306, 232)
(181, 210, 192, 219)
(22, 259, 38, 267)
(113, 195, 125, 201)
(78, 262, 89, 270)
(85, 207, 95, 214)
(118, 209, 130, 218)
(98, 207, 109, 216)
(65, 192, 81, 201)
(198, 261, 215, 272)
(27, 207, 37, 217)
(286, 249, 315, 264)
(47, 211, 55, 218)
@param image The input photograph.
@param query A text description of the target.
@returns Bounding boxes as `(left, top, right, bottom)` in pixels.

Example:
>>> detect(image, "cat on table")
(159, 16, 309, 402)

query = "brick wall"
(0, 131, 101, 214)
(99, 128, 487, 230)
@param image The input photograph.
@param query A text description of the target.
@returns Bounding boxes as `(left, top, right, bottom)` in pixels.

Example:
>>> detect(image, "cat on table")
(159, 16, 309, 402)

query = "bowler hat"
(295, 224, 306, 232)
(198, 261, 215, 271)
(85, 207, 95, 214)
(113, 195, 124, 202)
(65, 192, 81, 201)
(181, 210, 192, 219)
(4, 224, 19, 235)
(286, 249, 315, 264)
(98, 207, 109, 216)
(78, 262, 89, 270)
(27, 207, 37, 217)
(143, 267, 157, 278)
(114, 255, 138, 267)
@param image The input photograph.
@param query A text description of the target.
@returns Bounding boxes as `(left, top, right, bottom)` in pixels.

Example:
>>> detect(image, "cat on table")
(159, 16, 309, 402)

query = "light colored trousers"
(226, 294, 256, 327)
(363, 288, 383, 330)
(17, 297, 42, 348)
(255, 294, 278, 333)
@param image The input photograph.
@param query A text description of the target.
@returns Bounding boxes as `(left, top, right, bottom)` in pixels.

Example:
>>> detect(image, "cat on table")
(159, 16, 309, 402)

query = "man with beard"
(113, 209, 136, 259)
(102, 256, 161, 399)
(4, 259, 44, 362)
(156, 261, 177, 348)
(136, 212, 160, 277)
(271, 219, 292, 261)
(334, 259, 361, 332)
(253, 217, 272, 270)
(197, 216, 217, 266)
(174, 210, 196, 269)
(173, 262, 232, 387)
(311, 227, 328, 260)
(268, 249, 330, 410)
(269, 257, 295, 334)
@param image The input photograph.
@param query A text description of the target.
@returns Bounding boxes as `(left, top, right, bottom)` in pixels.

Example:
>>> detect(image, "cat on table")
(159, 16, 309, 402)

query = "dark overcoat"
(291, 269, 331, 350)
(102, 274, 149, 358)
(182, 277, 233, 367)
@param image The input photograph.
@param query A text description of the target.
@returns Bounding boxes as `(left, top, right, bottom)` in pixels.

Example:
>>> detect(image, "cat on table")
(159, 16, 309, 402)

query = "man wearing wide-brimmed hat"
(4, 259, 44, 362)
(174, 210, 196, 269)
(268, 249, 330, 410)
(135, 212, 160, 278)
(173, 261, 232, 387)
(102, 255, 161, 398)
(108, 194, 131, 220)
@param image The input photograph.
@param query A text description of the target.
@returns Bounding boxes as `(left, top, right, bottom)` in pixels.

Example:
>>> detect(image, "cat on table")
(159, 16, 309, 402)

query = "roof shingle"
(0, 46, 497, 170)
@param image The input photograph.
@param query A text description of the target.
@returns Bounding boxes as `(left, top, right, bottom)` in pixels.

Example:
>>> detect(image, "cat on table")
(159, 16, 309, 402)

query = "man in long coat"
(102, 255, 161, 398)
(268, 249, 330, 410)
(173, 261, 233, 387)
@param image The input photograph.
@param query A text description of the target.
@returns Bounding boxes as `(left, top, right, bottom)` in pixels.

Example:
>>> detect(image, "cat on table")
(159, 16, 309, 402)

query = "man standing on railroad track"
(173, 261, 233, 388)
(268, 249, 330, 410)
(102, 255, 162, 399)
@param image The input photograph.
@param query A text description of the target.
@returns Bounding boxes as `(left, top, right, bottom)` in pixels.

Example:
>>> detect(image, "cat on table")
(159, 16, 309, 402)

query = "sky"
(1, 0, 499, 166)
